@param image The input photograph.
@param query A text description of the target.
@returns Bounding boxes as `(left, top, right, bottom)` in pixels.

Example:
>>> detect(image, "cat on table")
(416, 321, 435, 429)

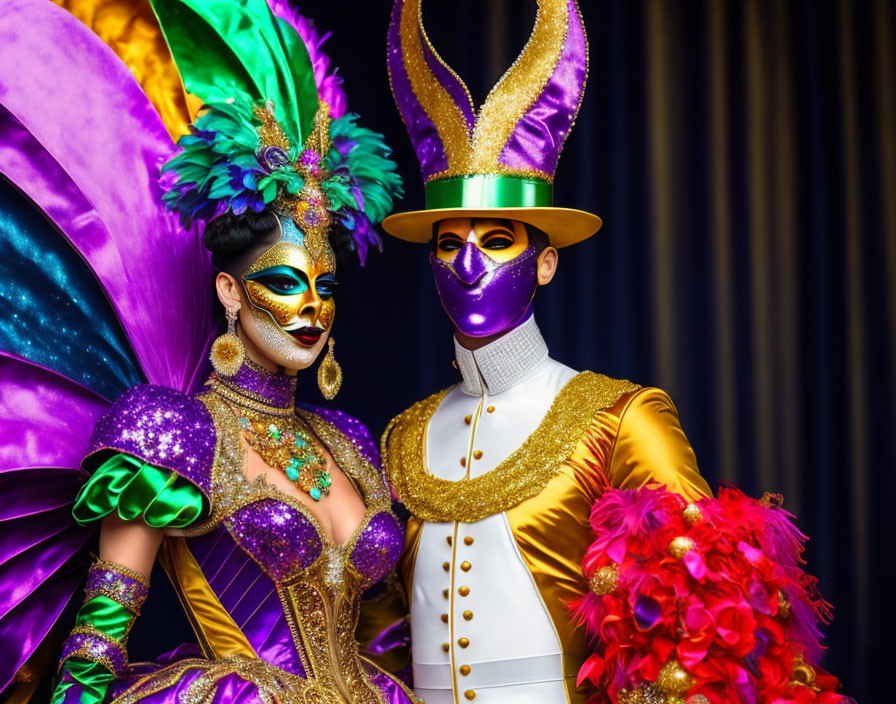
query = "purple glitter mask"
(430, 243, 538, 338)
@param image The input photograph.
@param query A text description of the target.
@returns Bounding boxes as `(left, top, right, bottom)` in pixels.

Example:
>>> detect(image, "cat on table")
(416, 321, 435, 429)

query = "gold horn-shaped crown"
(383, 0, 602, 247)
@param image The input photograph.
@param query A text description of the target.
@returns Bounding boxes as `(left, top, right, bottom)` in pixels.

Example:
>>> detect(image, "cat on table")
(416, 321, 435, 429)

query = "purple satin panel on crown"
(227, 499, 322, 582)
(219, 363, 297, 408)
(0, 1, 215, 393)
(430, 245, 538, 338)
(0, 355, 100, 690)
(419, 29, 475, 130)
(299, 405, 380, 468)
(188, 527, 304, 676)
(86, 385, 215, 494)
(350, 512, 404, 585)
(499, 0, 588, 175)
(388, 0, 449, 180)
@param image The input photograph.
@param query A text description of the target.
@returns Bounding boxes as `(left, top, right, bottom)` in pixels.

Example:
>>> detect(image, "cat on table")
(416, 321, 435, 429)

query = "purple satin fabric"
(188, 526, 305, 676)
(387, 0, 449, 180)
(0, 0, 215, 393)
(499, 0, 587, 175)
(0, 354, 103, 689)
(0, 353, 107, 472)
(430, 245, 538, 338)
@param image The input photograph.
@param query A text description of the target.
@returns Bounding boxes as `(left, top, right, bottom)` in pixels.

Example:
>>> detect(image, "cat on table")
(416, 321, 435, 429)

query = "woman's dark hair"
(204, 206, 360, 274)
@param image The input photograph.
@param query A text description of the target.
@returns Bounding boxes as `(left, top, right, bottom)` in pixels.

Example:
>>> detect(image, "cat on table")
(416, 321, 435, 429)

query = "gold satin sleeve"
(606, 387, 712, 500)
(52, 0, 197, 140)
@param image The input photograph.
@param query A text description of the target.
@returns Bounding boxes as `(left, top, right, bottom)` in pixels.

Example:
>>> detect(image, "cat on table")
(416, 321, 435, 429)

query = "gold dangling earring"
(210, 307, 245, 377)
(317, 337, 342, 400)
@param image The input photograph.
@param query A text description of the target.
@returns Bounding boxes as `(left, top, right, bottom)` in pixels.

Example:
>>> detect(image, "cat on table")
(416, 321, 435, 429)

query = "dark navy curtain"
(304, 1, 892, 700)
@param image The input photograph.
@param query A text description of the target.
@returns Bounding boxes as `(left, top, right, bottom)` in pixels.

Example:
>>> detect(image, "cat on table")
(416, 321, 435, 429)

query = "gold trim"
(471, 0, 569, 172)
(381, 205, 602, 248)
(383, 372, 639, 523)
(399, 0, 473, 168)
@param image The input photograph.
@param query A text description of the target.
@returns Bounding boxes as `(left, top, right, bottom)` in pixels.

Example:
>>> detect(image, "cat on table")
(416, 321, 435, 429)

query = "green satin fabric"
(425, 174, 553, 209)
(149, 0, 319, 142)
(51, 659, 110, 704)
(52, 598, 136, 704)
(73, 454, 206, 528)
(74, 596, 133, 640)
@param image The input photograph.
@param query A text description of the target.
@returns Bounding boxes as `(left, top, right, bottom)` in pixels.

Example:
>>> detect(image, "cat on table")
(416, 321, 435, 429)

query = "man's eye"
(439, 236, 463, 252)
(481, 235, 514, 250)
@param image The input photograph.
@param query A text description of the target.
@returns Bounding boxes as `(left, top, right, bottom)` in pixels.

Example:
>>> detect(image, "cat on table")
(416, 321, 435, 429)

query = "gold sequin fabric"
(382, 372, 639, 523)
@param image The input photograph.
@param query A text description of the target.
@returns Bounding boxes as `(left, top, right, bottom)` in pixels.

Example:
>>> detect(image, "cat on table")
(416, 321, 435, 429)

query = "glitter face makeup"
(431, 219, 538, 338)
(239, 218, 337, 370)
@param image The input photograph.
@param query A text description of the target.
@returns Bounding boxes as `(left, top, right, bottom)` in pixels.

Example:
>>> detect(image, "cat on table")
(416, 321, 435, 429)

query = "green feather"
(150, 0, 319, 144)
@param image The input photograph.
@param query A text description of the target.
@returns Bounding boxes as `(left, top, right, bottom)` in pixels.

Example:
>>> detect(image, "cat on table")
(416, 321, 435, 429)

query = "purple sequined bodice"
(227, 498, 403, 585)
(156, 361, 411, 703)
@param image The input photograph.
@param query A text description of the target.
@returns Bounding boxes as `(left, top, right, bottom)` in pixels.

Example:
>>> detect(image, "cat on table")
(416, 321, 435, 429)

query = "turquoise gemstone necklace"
(237, 413, 332, 501)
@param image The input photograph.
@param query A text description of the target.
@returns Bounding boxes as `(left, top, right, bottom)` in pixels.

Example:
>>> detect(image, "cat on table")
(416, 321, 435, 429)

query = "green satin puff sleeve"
(73, 453, 208, 528)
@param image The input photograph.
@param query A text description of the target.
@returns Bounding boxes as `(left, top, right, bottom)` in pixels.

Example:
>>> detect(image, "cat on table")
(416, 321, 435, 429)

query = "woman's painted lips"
(290, 326, 325, 346)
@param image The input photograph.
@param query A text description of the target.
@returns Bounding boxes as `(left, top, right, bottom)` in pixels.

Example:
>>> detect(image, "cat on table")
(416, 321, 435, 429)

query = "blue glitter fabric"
(0, 178, 143, 400)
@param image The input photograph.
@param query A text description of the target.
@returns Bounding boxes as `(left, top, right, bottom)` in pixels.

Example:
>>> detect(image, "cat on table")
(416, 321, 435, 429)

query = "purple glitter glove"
(85, 559, 150, 615)
(52, 559, 149, 703)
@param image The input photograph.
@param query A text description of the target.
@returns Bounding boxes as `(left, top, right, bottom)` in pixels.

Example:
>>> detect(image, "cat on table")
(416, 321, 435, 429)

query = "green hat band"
(425, 175, 553, 210)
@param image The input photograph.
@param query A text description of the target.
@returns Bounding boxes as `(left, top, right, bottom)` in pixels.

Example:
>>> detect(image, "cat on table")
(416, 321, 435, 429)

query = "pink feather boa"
(571, 486, 852, 703)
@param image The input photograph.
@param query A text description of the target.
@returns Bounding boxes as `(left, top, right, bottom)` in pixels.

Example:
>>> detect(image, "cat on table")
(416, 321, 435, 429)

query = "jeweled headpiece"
(154, 0, 403, 263)
(382, 0, 600, 247)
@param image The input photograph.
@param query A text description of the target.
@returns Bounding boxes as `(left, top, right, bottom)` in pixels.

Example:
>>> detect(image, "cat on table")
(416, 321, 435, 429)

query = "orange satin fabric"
(52, 0, 196, 140)
(505, 386, 711, 703)
(158, 537, 257, 660)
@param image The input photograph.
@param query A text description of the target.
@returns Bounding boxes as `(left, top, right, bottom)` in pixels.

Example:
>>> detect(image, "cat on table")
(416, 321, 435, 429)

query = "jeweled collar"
(211, 358, 297, 409)
(453, 315, 549, 396)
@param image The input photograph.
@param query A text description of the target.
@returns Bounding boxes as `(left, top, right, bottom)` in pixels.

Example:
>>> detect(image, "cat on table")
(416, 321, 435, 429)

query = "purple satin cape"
(0, 0, 217, 691)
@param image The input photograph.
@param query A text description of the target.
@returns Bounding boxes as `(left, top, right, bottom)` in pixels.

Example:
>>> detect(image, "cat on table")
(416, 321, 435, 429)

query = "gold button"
(443, 562, 450, 571)
(463, 610, 473, 620)
(446, 536, 453, 546)
(443, 589, 449, 599)
(458, 637, 470, 648)
(459, 664, 471, 676)
(464, 414, 472, 425)
(464, 690, 476, 700)
(458, 586, 470, 596)
(442, 642, 450, 652)
(487, 405, 495, 413)
(460, 561, 471, 571)
(460, 457, 466, 467)
(441, 613, 448, 623)
(464, 536, 474, 546)
(473, 450, 483, 460)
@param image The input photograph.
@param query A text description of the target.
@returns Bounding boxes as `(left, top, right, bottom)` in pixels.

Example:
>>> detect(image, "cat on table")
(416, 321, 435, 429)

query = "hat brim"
(381, 207, 602, 249)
